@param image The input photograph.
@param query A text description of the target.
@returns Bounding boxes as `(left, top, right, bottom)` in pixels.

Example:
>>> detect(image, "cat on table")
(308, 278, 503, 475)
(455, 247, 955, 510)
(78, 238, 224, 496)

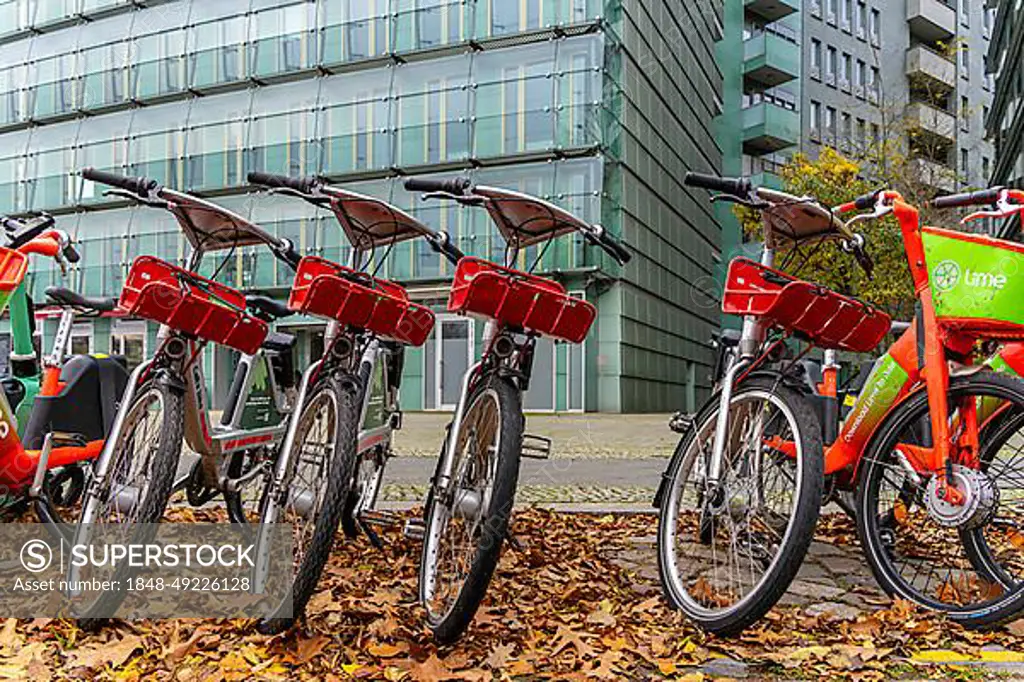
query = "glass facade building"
(0, 0, 723, 414)
(987, 0, 1023, 198)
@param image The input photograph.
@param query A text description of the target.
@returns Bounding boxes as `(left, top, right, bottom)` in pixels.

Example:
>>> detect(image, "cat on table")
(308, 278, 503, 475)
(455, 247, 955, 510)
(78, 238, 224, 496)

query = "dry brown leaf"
(66, 634, 143, 671)
(406, 654, 452, 682)
(483, 642, 515, 669)
(367, 641, 409, 659)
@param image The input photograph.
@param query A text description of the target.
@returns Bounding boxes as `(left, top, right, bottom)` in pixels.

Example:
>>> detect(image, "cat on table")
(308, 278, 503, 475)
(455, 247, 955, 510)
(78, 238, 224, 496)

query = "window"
(856, 117, 866, 146)
(826, 46, 837, 84)
(961, 148, 969, 174)
(871, 122, 880, 145)
(984, 7, 993, 36)
(810, 100, 822, 137)
(983, 104, 991, 128)
(841, 0, 851, 29)
(825, 106, 837, 139)
(856, 1, 867, 38)
(960, 0, 969, 26)
(869, 66, 880, 97)
(869, 8, 880, 45)
(841, 112, 852, 145)
(961, 95, 970, 131)
(960, 45, 969, 79)
(983, 156, 991, 180)
(856, 59, 866, 90)
(842, 53, 852, 88)
(811, 39, 822, 78)
(827, 0, 837, 23)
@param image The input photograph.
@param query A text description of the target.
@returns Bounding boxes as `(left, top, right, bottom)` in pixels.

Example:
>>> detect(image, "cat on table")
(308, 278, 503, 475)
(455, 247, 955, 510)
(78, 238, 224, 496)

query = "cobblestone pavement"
(378, 453, 666, 503)
(393, 411, 678, 459)
(605, 522, 889, 615)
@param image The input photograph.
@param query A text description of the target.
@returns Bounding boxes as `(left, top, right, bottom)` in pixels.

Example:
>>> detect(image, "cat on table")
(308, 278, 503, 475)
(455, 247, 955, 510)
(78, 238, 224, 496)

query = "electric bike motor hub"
(923, 464, 998, 529)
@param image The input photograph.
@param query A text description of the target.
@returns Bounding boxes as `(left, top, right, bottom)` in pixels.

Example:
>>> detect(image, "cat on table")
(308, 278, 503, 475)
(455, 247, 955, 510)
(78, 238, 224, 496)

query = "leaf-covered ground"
(4, 509, 1024, 680)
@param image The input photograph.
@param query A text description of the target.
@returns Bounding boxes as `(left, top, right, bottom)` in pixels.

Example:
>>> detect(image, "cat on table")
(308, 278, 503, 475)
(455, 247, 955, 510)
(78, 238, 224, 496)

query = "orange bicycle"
(656, 175, 1024, 634)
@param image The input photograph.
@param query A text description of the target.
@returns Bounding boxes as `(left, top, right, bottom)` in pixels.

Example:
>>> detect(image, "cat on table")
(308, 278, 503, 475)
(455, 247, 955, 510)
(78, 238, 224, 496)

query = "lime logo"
(932, 260, 960, 292)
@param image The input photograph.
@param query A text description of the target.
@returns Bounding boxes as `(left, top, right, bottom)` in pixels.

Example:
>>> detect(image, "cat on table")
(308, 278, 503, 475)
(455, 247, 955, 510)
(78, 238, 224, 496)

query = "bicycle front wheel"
(72, 378, 184, 630)
(857, 372, 1024, 629)
(419, 376, 523, 645)
(657, 376, 824, 636)
(257, 375, 359, 635)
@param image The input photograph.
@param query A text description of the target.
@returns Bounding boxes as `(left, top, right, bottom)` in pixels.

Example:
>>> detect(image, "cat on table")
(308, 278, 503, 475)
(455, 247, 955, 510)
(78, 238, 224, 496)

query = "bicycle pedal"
(359, 517, 387, 550)
(359, 510, 403, 528)
(403, 518, 425, 540)
(669, 411, 695, 434)
(521, 434, 552, 460)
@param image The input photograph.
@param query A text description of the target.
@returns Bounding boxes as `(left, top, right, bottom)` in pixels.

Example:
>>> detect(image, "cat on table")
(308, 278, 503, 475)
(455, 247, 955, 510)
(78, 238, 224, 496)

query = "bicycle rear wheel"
(856, 372, 1024, 628)
(419, 376, 522, 645)
(656, 376, 824, 636)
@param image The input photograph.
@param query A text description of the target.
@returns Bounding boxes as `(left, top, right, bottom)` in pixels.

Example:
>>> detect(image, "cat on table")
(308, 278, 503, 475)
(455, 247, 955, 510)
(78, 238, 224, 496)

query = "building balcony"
(906, 45, 956, 92)
(744, 0, 799, 22)
(906, 0, 956, 42)
(910, 157, 956, 193)
(743, 33, 800, 91)
(742, 102, 800, 155)
(906, 101, 957, 143)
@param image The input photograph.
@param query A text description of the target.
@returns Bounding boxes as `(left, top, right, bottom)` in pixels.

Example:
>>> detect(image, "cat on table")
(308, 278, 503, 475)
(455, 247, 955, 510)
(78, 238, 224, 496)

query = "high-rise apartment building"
(0, 0, 724, 414)
(722, 0, 995, 219)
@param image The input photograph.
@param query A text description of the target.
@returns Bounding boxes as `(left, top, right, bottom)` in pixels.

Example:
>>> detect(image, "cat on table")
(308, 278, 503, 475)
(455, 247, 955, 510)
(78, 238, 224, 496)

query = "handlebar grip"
(404, 177, 472, 195)
(931, 188, 1004, 209)
(427, 231, 465, 265)
(853, 189, 883, 211)
(81, 167, 156, 197)
(247, 171, 318, 194)
(683, 172, 752, 198)
(596, 230, 632, 265)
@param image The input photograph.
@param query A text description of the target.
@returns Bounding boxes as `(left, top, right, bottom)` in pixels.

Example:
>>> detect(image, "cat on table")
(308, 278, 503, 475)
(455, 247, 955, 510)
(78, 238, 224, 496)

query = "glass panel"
(31, 53, 77, 118)
(475, 41, 557, 157)
(250, 1, 315, 77)
(80, 41, 128, 109)
(184, 91, 252, 191)
(321, 0, 390, 65)
(524, 336, 554, 410)
(393, 0, 469, 52)
(132, 27, 187, 99)
(319, 72, 392, 174)
(393, 54, 472, 167)
(189, 14, 247, 89)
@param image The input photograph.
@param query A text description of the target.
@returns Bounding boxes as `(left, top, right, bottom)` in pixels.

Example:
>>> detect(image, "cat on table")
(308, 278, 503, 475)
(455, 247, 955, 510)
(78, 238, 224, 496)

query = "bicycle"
(655, 174, 1024, 635)
(0, 214, 127, 524)
(403, 177, 631, 644)
(67, 168, 303, 627)
(246, 171, 445, 635)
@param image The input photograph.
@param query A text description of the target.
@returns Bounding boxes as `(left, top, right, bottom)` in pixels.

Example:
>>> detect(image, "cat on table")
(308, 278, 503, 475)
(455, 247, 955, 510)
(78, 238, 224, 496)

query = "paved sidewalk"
(392, 412, 678, 459)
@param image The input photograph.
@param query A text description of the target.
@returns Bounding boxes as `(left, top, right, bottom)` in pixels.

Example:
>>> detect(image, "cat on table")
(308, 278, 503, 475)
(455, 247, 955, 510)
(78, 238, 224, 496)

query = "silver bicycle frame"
(707, 247, 774, 487)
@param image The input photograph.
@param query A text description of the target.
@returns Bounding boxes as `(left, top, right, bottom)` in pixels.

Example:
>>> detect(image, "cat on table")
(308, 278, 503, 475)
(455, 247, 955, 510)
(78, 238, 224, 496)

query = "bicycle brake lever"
(710, 193, 770, 210)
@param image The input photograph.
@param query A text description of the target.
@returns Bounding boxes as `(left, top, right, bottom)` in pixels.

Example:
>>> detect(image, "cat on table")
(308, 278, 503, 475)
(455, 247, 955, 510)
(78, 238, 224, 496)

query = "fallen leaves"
(2, 509, 1024, 680)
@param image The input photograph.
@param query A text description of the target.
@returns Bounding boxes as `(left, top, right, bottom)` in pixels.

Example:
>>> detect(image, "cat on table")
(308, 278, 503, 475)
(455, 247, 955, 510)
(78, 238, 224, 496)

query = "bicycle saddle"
(45, 286, 116, 313)
(246, 294, 293, 320)
(262, 331, 296, 353)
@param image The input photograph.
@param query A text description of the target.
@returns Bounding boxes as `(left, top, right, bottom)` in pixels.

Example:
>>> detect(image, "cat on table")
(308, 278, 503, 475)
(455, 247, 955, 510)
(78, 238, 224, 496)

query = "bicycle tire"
(419, 376, 523, 645)
(856, 372, 1024, 629)
(656, 376, 823, 636)
(74, 378, 184, 631)
(257, 374, 359, 635)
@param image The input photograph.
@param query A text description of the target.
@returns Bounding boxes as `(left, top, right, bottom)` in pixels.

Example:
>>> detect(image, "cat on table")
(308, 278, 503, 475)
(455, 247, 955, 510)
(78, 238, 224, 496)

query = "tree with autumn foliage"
(736, 148, 916, 320)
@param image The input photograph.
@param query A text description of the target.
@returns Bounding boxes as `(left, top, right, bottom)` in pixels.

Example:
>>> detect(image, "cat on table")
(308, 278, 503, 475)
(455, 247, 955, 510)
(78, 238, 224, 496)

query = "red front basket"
(447, 257, 596, 344)
(0, 247, 27, 293)
(288, 257, 435, 347)
(119, 256, 268, 355)
(722, 258, 891, 353)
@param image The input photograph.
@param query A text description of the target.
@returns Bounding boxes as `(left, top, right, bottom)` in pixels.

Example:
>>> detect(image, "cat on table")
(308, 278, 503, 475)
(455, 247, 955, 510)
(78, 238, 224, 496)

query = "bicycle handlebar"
(683, 172, 752, 198)
(587, 228, 632, 265)
(426, 231, 465, 266)
(405, 177, 472, 195)
(247, 171, 320, 195)
(931, 188, 1006, 209)
(81, 167, 157, 197)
